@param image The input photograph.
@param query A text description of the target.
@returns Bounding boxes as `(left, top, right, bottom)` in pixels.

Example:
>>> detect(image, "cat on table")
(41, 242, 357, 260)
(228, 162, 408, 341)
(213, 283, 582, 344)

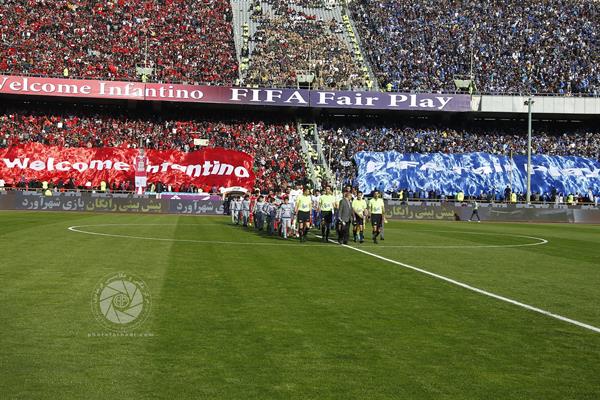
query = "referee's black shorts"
(353, 213, 364, 226)
(371, 214, 383, 227)
(321, 211, 333, 224)
(297, 211, 311, 223)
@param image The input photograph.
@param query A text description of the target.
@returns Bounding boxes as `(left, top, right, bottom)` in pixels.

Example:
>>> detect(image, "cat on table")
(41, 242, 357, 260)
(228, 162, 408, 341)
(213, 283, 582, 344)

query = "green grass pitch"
(1, 211, 599, 399)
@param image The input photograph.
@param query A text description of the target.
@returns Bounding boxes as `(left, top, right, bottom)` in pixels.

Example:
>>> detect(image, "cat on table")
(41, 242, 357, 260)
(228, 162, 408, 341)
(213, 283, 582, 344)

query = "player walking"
(312, 189, 321, 229)
(241, 195, 251, 227)
(369, 191, 386, 244)
(278, 197, 294, 239)
(254, 195, 266, 231)
(469, 200, 481, 222)
(295, 187, 312, 242)
(318, 186, 336, 242)
(352, 191, 367, 243)
(264, 197, 277, 235)
(337, 191, 353, 245)
(289, 182, 303, 237)
(231, 196, 242, 224)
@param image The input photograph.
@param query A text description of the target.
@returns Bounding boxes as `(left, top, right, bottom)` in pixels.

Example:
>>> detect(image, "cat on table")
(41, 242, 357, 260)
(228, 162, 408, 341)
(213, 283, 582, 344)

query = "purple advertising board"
(309, 90, 471, 112)
(1, 75, 472, 112)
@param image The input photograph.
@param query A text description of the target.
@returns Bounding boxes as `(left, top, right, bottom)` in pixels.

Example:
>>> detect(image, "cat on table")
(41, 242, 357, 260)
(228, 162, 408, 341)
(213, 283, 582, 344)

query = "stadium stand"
(0, 106, 305, 192)
(0, 0, 238, 84)
(350, 0, 599, 94)
(0, 0, 597, 201)
(319, 121, 600, 188)
(237, 0, 370, 89)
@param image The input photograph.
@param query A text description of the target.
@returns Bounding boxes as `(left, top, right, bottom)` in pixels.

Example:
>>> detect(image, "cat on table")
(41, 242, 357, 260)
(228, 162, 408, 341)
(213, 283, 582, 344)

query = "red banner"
(0, 143, 255, 190)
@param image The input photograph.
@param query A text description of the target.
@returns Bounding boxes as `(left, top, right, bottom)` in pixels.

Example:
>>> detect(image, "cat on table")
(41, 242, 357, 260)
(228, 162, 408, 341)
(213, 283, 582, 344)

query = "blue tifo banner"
(354, 152, 600, 195)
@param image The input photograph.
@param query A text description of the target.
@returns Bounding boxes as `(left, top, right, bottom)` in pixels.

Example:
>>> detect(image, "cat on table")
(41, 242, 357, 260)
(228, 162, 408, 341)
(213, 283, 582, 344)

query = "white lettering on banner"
(171, 164, 186, 173)
(186, 165, 202, 177)
(72, 162, 87, 172)
(126, 84, 143, 97)
(437, 97, 452, 109)
(418, 161, 446, 172)
(388, 94, 453, 110)
(3, 157, 29, 169)
(387, 161, 419, 170)
(56, 84, 78, 94)
(251, 89, 262, 102)
(202, 161, 212, 176)
(234, 166, 250, 178)
(98, 82, 145, 98)
(230, 88, 248, 101)
(108, 85, 121, 96)
(471, 165, 493, 175)
(382, 159, 598, 176)
(190, 90, 203, 100)
(114, 162, 130, 171)
(9, 81, 22, 91)
(1, 77, 96, 96)
(318, 92, 336, 104)
(493, 161, 504, 173)
(525, 164, 562, 178)
(388, 94, 408, 107)
(230, 88, 308, 104)
(265, 90, 282, 103)
(2, 158, 248, 177)
(30, 160, 46, 171)
(561, 168, 584, 177)
(89, 160, 113, 170)
(318, 92, 380, 107)
(218, 164, 234, 176)
(0, 76, 88, 95)
(521, 163, 600, 178)
(285, 91, 308, 104)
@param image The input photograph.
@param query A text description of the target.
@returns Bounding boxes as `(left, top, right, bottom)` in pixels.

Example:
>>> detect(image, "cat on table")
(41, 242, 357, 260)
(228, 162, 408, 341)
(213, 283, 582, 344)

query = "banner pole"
(525, 96, 534, 204)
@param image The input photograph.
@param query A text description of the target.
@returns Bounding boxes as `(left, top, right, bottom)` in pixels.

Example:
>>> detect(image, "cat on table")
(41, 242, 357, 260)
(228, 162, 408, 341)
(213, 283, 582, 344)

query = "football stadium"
(0, 0, 599, 399)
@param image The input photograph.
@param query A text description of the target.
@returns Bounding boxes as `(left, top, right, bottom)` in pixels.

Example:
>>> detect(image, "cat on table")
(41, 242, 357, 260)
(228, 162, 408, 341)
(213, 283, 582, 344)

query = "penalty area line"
(317, 235, 600, 335)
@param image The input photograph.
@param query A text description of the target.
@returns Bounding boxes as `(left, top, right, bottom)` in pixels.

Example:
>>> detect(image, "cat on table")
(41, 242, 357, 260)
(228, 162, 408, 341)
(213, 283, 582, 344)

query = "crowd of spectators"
(350, 0, 599, 94)
(273, 0, 336, 8)
(0, 107, 305, 191)
(1, 106, 599, 200)
(320, 122, 600, 185)
(242, 2, 367, 89)
(0, 0, 238, 85)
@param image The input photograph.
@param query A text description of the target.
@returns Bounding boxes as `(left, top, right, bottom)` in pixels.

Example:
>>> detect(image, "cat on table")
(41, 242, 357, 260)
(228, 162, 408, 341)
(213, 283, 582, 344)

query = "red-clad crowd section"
(0, 0, 238, 85)
(0, 108, 306, 192)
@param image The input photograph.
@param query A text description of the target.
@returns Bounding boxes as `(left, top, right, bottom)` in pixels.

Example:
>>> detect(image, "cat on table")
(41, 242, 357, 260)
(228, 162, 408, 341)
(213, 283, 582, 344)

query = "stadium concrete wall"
(476, 95, 600, 114)
(1, 192, 599, 223)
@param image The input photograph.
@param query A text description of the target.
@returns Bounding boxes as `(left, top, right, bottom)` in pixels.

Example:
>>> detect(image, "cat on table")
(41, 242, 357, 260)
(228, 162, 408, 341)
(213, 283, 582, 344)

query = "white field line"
(68, 224, 331, 247)
(67, 224, 548, 249)
(68, 223, 599, 333)
(318, 235, 600, 335)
